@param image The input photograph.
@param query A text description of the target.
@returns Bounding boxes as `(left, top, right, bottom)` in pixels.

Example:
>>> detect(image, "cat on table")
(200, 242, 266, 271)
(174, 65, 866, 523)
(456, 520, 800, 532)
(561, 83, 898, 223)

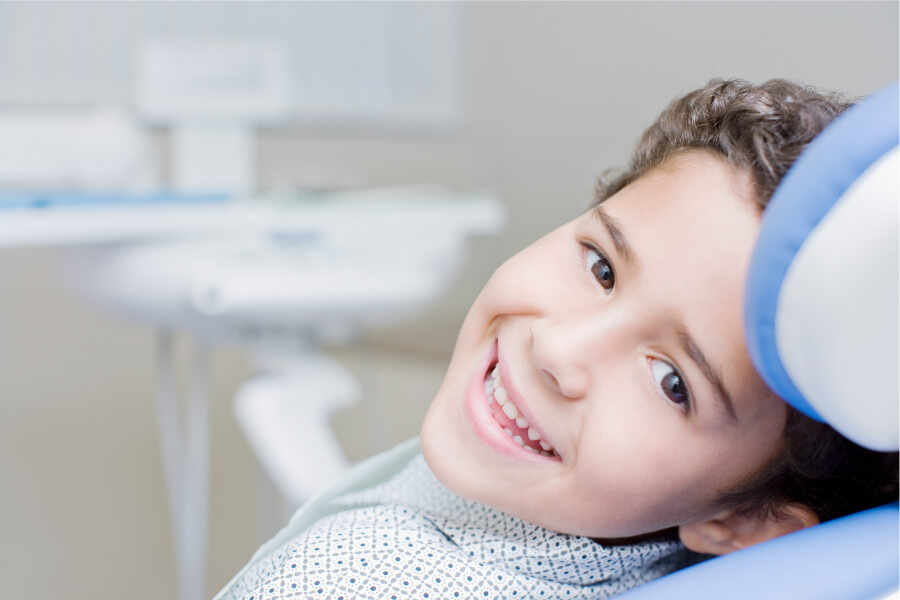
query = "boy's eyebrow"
(591, 204, 635, 264)
(677, 327, 739, 424)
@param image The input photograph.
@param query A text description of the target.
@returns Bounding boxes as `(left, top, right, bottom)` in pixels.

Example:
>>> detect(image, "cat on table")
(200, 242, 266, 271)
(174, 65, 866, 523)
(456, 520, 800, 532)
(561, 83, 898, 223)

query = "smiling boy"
(422, 149, 795, 547)
(218, 79, 898, 600)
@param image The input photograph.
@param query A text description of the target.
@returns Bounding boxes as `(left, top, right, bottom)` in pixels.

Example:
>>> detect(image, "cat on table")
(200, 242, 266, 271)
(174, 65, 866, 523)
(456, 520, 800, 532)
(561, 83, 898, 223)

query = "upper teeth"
(484, 364, 557, 457)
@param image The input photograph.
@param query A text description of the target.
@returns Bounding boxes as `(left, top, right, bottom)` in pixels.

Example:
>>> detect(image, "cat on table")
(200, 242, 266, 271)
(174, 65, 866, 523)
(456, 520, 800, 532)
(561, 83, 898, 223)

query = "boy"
(218, 79, 898, 599)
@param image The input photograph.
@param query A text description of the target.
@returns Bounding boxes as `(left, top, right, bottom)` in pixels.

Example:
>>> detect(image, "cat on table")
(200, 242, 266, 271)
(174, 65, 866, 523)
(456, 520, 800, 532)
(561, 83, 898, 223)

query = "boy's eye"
(650, 358, 690, 408)
(582, 243, 615, 292)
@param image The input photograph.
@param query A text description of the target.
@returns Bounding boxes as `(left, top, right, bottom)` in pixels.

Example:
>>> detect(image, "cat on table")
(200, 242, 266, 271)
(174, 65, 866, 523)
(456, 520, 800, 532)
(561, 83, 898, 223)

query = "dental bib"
(219, 440, 693, 599)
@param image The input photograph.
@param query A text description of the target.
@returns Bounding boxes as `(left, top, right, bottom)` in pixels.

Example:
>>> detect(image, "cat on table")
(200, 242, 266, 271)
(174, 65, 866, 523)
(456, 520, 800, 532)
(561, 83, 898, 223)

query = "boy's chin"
(421, 405, 482, 499)
(420, 422, 463, 496)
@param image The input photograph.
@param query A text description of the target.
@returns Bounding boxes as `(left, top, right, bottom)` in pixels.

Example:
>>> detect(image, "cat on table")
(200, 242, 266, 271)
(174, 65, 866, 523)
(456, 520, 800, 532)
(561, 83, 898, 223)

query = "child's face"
(421, 150, 788, 539)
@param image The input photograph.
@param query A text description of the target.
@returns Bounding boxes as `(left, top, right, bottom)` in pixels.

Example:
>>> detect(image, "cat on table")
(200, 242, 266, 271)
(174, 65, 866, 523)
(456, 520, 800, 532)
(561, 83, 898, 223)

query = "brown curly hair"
(596, 78, 856, 209)
(595, 78, 898, 522)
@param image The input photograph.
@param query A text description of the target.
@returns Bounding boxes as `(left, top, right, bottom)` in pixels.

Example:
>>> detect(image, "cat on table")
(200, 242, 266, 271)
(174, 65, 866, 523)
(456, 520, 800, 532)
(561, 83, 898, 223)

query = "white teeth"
(486, 362, 558, 457)
(494, 387, 507, 406)
(502, 402, 518, 420)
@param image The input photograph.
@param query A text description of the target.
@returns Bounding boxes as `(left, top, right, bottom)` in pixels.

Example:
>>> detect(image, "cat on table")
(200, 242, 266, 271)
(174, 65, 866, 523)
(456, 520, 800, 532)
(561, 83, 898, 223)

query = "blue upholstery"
(620, 503, 898, 600)
(744, 82, 899, 424)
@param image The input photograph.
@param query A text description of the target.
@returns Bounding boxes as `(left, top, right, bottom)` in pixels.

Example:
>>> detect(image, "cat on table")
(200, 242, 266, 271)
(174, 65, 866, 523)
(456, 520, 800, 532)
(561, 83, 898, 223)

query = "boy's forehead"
(600, 153, 760, 268)
(612, 152, 756, 217)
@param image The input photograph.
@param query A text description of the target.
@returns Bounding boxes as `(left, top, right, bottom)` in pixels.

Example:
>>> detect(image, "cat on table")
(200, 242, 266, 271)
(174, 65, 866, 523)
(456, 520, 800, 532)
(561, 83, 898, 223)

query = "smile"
(484, 362, 558, 456)
(463, 338, 561, 463)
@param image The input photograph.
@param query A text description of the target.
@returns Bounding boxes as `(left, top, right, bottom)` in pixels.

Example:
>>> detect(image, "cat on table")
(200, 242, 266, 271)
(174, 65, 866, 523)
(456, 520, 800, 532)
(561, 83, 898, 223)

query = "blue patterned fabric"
(222, 453, 692, 599)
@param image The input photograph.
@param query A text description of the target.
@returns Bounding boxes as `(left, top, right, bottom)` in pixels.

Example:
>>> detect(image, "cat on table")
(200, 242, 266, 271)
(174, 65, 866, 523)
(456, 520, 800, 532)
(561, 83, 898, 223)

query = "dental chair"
(216, 83, 898, 600)
(620, 82, 899, 599)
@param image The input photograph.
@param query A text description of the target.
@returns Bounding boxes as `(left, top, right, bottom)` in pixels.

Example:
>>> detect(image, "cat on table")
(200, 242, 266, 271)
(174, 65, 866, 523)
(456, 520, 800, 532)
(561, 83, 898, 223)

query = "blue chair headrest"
(744, 82, 899, 451)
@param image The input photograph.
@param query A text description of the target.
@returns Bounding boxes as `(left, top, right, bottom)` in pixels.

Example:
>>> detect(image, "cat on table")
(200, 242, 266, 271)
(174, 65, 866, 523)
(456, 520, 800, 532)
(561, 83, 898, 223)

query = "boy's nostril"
(540, 366, 591, 400)
(542, 369, 561, 391)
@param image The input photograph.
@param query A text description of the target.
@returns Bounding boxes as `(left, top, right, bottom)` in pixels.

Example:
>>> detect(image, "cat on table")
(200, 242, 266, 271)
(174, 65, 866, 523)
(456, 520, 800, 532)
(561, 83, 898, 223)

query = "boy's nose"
(530, 304, 642, 401)
(530, 313, 611, 400)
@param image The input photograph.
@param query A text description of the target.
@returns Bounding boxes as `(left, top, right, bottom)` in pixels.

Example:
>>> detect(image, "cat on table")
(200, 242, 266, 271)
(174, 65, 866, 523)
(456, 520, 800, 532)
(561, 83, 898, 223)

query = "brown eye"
(584, 244, 615, 291)
(662, 372, 688, 403)
(650, 359, 691, 408)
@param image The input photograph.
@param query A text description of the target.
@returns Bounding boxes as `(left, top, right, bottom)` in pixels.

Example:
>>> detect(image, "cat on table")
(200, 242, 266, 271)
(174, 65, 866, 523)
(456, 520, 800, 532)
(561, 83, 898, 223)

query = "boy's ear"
(678, 504, 819, 555)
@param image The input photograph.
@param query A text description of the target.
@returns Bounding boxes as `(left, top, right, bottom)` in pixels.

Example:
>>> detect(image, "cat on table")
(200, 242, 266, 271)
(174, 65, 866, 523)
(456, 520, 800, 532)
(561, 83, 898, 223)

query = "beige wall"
(1, 3, 896, 598)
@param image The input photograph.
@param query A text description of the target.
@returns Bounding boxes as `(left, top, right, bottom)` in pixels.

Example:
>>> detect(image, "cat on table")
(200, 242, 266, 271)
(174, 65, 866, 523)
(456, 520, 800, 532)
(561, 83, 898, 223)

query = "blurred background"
(0, 2, 895, 599)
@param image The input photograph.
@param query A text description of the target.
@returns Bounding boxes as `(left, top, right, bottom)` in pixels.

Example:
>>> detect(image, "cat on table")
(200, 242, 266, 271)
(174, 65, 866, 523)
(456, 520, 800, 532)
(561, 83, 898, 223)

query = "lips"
(464, 338, 560, 462)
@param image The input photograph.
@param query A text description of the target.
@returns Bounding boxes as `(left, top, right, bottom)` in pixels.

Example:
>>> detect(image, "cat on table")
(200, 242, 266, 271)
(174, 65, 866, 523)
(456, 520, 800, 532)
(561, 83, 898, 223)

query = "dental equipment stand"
(2, 188, 503, 600)
(153, 332, 359, 600)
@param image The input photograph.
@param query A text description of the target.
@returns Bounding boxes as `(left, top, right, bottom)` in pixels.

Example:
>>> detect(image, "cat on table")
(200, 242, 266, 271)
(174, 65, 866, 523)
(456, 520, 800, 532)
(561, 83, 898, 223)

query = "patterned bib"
(225, 454, 691, 599)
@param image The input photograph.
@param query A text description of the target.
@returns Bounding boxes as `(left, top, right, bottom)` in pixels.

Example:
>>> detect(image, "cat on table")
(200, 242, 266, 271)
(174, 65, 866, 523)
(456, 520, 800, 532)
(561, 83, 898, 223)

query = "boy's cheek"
(470, 242, 570, 320)
(455, 265, 527, 340)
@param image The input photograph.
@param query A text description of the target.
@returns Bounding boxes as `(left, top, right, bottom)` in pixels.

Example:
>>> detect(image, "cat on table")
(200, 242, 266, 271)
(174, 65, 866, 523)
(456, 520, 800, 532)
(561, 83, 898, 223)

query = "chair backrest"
(620, 82, 899, 599)
(744, 82, 898, 451)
